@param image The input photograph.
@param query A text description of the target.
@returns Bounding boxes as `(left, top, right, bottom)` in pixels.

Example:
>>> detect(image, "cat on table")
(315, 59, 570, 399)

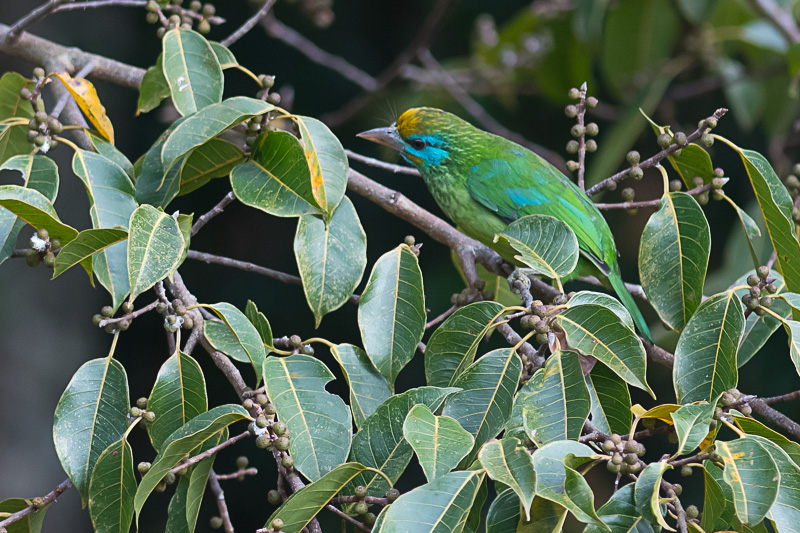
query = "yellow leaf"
(631, 403, 681, 424)
(52, 72, 114, 144)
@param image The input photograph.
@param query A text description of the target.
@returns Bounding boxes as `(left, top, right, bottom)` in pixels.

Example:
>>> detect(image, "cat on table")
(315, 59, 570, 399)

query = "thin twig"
(576, 82, 588, 190)
(586, 109, 728, 197)
(416, 48, 567, 173)
(169, 431, 251, 476)
(7, 0, 73, 40)
(761, 389, 800, 404)
(262, 17, 378, 92)
(0, 478, 72, 529)
(577, 275, 648, 301)
(51, 1, 225, 23)
(214, 467, 258, 481)
(426, 304, 458, 329)
(191, 191, 236, 236)
(345, 149, 419, 175)
(208, 471, 234, 533)
(321, 0, 461, 127)
(669, 453, 709, 468)
(97, 299, 159, 328)
(595, 183, 715, 210)
(325, 504, 371, 532)
(221, 0, 277, 48)
(750, 399, 800, 439)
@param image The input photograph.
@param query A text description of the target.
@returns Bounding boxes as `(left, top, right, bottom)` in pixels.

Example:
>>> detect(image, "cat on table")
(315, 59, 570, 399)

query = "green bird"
(358, 107, 652, 342)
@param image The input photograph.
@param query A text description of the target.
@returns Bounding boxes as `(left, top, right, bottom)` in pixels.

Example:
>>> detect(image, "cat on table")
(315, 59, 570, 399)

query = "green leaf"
(443, 348, 522, 466)
(136, 54, 170, 115)
(134, 405, 249, 520)
(404, 404, 474, 481)
(494, 214, 579, 281)
(294, 196, 366, 326)
(161, 97, 272, 172)
(585, 362, 632, 436)
(0, 155, 58, 266)
(639, 192, 710, 331)
(733, 271, 789, 367)
(782, 319, 800, 378)
(135, 118, 186, 208)
(161, 28, 222, 116)
(205, 302, 267, 383)
(634, 461, 673, 531)
(329, 343, 390, 429)
(147, 351, 207, 452)
(566, 291, 633, 329)
(0, 498, 47, 533)
(719, 138, 800, 295)
(263, 355, 352, 481)
(230, 131, 321, 217)
(733, 414, 800, 466)
(701, 461, 737, 533)
(716, 436, 779, 525)
(358, 243, 426, 386)
(209, 41, 237, 68)
(486, 489, 523, 533)
(127, 205, 185, 302)
(585, 483, 656, 533)
(521, 350, 590, 445)
(53, 228, 128, 279)
(673, 291, 744, 403)
(53, 357, 130, 502)
(728, 199, 763, 269)
(87, 132, 134, 180)
(179, 138, 244, 196)
(670, 402, 715, 456)
(72, 149, 137, 310)
(478, 438, 536, 520)
(555, 304, 653, 396)
(0, 185, 78, 245)
(348, 386, 459, 499)
(532, 441, 603, 528)
(425, 301, 505, 387)
(373, 470, 485, 533)
(747, 435, 800, 532)
(266, 462, 381, 533)
(292, 115, 348, 215)
(668, 143, 716, 187)
(464, 479, 488, 533)
(244, 300, 274, 351)
(0, 72, 34, 164)
(88, 437, 136, 533)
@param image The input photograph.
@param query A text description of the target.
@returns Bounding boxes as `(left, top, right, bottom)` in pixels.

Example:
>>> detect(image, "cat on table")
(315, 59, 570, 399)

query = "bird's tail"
(608, 273, 652, 343)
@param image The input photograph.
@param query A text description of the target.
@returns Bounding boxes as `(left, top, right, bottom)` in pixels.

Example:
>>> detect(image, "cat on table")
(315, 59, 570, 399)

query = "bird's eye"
(410, 139, 426, 150)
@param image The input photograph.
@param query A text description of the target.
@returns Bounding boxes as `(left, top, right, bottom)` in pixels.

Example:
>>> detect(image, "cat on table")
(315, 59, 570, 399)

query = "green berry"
(267, 489, 281, 505)
(568, 87, 580, 100)
(235, 456, 249, 470)
(673, 131, 687, 146)
(164, 472, 176, 485)
(564, 105, 578, 118)
(386, 488, 400, 502)
(33, 134, 46, 147)
(585, 123, 599, 136)
(138, 462, 151, 474)
(626, 151, 640, 165)
(130, 406, 142, 417)
(566, 160, 580, 172)
(787, 175, 800, 189)
(355, 485, 368, 498)
(669, 179, 682, 192)
(611, 452, 623, 465)
(198, 19, 211, 34)
(274, 437, 290, 451)
(586, 96, 598, 108)
(264, 402, 277, 415)
(570, 124, 584, 138)
(704, 116, 718, 129)
(520, 315, 537, 330)
(153, 481, 166, 493)
(144, 411, 156, 423)
(26, 129, 38, 143)
(256, 415, 268, 428)
(37, 227, 49, 241)
(535, 333, 549, 344)
(747, 274, 760, 287)
(209, 516, 223, 529)
(19, 87, 32, 100)
(281, 455, 294, 468)
(273, 421, 287, 436)
(602, 439, 616, 452)
(765, 283, 778, 294)
(697, 192, 709, 205)
(146, 0, 159, 10)
(120, 302, 133, 314)
(681, 465, 693, 477)
(606, 461, 621, 473)
(740, 403, 753, 415)
(255, 434, 271, 448)
(242, 398, 254, 410)
(701, 132, 714, 147)
(657, 133, 671, 148)
(629, 167, 643, 180)
(758, 265, 770, 279)
(146, 11, 159, 23)
(364, 513, 377, 526)
(686, 505, 699, 519)
(585, 139, 597, 152)
(33, 67, 45, 79)
(202, 3, 216, 17)
(25, 248, 41, 267)
(621, 187, 635, 202)
(91, 313, 104, 327)
(101, 305, 114, 318)
(156, 302, 168, 315)
(156, 27, 166, 38)
(566, 140, 579, 154)
(355, 501, 369, 515)
(759, 296, 773, 308)
(35, 111, 48, 124)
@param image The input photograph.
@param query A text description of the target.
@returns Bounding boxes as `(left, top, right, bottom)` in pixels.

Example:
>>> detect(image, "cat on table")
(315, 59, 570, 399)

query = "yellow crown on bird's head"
(396, 107, 449, 139)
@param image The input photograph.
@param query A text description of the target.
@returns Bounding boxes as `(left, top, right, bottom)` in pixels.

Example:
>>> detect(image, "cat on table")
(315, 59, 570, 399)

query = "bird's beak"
(357, 126, 405, 152)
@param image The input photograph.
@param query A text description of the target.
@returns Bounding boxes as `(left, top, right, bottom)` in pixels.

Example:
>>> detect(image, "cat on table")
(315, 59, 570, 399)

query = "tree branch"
(191, 191, 236, 237)
(221, 0, 277, 48)
(262, 17, 378, 92)
(0, 478, 72, 529)
(208, 471, 234, 533)
(169, 431, 251, 476)
(7, 0, 74, 40)
(0, 23, 146, 89)
(345, 149, 419, 175)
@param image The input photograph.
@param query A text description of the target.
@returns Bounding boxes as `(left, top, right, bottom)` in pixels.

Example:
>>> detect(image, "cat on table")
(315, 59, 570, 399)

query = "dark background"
(1, 0, 799, 531)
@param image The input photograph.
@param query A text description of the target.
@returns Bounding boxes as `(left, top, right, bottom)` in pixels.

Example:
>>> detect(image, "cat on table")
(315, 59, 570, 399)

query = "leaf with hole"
(263, 355, 352, 481)
(404, 404, 473, 481)
(330, 343, 390, 429)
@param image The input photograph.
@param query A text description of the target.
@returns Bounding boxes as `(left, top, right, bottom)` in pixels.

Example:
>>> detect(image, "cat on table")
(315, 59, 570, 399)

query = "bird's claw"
(507, 268, 535, 308)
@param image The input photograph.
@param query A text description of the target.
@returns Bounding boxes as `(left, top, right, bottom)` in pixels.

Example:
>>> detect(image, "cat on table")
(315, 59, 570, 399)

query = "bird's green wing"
(465, 153, 609, 269)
